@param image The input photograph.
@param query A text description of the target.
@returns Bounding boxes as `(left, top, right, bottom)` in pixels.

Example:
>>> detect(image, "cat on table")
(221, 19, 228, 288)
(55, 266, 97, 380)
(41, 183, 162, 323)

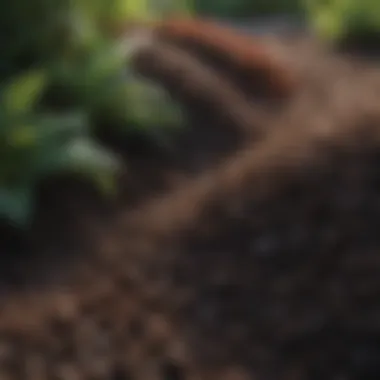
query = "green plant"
(304, 0, 380, 42)
(0, 69, 119, 226)
(0, 0, 190, 227)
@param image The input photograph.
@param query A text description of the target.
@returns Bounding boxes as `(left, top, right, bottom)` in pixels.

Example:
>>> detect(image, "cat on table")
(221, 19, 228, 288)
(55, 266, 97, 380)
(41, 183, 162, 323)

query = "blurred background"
(194, 0, 301, 18)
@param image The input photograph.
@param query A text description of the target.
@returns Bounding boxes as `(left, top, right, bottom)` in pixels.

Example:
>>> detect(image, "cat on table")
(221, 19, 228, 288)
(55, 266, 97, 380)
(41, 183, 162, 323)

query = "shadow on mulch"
(0, 174, 111, 289)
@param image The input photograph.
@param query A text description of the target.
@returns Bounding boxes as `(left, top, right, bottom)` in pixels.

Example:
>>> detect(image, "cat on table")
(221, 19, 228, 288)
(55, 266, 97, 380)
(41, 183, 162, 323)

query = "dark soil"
(2, 19, 380, 380)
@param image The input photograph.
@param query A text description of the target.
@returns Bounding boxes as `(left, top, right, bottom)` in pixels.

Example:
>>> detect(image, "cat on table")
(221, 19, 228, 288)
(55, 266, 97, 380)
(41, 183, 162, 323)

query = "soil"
(2, 19, 380, 380)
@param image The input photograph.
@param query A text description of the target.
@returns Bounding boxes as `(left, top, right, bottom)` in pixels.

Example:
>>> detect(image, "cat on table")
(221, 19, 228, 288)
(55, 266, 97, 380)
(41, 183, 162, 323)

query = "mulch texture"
(2, 18, 380, 380)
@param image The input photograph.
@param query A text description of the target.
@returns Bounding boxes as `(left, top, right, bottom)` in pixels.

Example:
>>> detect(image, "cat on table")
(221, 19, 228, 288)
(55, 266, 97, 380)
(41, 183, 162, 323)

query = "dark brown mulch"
(2, 20, 380, 380)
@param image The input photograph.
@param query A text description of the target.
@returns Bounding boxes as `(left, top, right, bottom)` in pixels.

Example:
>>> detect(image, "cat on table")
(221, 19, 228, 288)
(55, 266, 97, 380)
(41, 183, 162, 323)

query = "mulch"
(2, 18, 380, 380)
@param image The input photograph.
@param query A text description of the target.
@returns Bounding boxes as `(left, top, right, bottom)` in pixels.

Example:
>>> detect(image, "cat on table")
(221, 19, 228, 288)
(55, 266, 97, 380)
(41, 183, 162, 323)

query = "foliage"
(0, 69, 119, 225)
(3, 0, 378, 228)
(0, 0, 190, 227)
(303, 0, 380, 42)
(193, 0, 380, 44)
(193, 0, 301, 18)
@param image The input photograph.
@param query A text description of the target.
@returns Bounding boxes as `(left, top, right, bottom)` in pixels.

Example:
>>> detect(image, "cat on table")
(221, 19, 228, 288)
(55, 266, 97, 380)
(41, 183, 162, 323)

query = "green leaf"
(304, 0, 380, 41)
(6, 125, 35, 149)
(62, 137, 120, 195)
(110, 0, 152, 21)
(4, 70, 48, 116)
(65, 137, 118, 169)
(123, 77, 183, 128)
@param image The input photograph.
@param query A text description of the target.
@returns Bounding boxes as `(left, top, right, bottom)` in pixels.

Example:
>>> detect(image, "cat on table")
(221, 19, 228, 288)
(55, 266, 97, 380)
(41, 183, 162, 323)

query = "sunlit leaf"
(4, 70, 47, 116)
(7, 125, 36, 148)
(304, 0, 380, 41)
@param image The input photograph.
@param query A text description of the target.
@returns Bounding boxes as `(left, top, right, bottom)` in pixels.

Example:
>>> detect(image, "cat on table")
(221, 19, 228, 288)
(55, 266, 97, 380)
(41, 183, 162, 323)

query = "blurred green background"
(193, 0, 302, 18)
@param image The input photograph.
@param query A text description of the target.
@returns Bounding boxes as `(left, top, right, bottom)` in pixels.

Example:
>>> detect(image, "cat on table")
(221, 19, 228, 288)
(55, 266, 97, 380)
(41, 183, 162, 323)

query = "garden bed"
(1, 19, 380, 380)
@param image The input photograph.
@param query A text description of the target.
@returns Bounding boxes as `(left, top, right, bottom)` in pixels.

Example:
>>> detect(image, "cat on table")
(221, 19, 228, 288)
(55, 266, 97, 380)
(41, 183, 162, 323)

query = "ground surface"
(1, 20, 380, 380)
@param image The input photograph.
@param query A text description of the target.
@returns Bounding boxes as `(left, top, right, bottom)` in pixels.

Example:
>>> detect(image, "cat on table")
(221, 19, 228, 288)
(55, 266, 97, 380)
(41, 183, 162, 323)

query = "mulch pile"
(1, 18, 380, 380)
